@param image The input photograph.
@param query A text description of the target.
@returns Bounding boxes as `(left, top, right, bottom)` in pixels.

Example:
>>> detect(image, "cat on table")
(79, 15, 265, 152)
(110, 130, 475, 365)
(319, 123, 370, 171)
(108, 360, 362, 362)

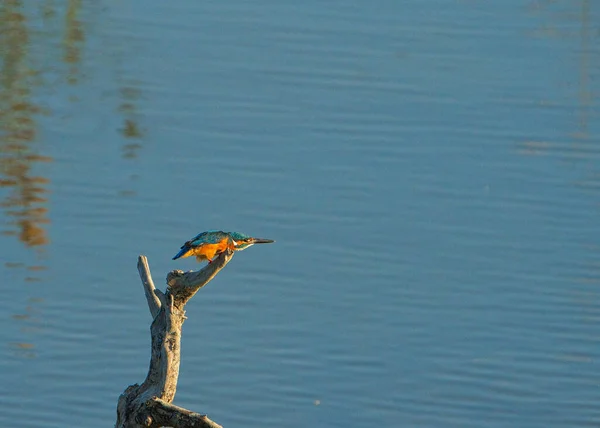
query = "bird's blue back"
(188, 230, 230, 246)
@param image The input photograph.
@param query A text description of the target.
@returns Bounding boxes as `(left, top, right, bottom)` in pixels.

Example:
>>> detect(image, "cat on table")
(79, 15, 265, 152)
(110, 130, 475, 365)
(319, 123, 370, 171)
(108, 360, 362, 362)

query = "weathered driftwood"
(116, 250, 234, 428)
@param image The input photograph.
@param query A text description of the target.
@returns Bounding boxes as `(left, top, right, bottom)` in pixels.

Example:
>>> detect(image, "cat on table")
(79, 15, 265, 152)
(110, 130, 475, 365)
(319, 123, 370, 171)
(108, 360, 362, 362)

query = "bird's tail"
(172, 247, 191, 260)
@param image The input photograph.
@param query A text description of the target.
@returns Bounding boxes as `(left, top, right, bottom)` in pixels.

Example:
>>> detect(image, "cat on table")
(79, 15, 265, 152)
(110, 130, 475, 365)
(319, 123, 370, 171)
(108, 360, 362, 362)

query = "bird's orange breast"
(191, 237, 234, 259)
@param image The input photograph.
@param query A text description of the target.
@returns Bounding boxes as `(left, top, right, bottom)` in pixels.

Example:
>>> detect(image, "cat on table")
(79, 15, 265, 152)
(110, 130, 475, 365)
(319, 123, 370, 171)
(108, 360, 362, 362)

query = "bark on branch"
(116, 250, 233, 428)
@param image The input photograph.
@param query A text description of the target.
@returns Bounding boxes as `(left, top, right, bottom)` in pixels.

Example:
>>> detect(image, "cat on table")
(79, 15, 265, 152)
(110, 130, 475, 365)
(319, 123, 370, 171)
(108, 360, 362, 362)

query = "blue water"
(1, 1, 599, 427)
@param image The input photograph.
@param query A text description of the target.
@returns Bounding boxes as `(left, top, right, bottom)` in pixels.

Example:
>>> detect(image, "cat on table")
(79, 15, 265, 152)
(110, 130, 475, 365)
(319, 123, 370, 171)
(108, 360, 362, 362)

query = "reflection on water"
(0, 2, 51, 252)
(118, 84, 144, 197)
(0, 1, 598, 426)
(524, 0, 600, 341)
(0, 0, 57, 358)
(518, 140, 551, 157)
(119, 86, 144, 145)
(569, 0, 600, 204)
(64, 0, 84, 85)
(530, 0, 595, 140)
(575, 0, 592, 140)
(9, 297, 44, 359)
(522, 0, 597, 160)
(9, 342, 36, 359)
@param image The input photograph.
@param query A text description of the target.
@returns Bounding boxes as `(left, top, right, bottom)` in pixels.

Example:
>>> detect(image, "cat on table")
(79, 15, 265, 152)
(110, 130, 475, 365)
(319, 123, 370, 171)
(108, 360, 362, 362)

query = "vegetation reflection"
(0, 1, 51, 251)
(0, 0, 58, 358)
(64, 0, 84, 84)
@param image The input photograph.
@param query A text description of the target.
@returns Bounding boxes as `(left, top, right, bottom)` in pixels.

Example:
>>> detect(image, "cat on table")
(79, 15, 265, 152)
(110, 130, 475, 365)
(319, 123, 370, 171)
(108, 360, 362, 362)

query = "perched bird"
(172, 230, 275, 264)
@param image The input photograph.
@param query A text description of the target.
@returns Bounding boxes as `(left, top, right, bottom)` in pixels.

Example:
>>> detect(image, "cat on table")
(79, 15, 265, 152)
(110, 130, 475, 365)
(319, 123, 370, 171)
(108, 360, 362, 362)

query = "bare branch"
(117, 253, 232, 427)
(137, 255, 161, 318)
(145, 398, 223, 428)
(167, 249, 234, 306)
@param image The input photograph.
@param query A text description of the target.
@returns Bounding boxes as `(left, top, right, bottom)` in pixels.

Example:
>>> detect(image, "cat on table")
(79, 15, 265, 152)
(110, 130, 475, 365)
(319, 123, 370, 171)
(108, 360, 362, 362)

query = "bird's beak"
(251, 238, 275, 244)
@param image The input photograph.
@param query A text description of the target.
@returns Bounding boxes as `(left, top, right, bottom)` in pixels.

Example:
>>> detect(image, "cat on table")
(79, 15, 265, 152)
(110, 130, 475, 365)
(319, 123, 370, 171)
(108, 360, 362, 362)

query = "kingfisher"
(172, 230, 275, 264)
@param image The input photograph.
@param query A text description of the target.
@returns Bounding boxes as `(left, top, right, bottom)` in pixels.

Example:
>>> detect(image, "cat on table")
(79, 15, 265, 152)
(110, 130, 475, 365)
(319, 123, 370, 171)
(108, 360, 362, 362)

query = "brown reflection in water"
(0, 1, 51, 252)
(524, 2, 600, 361)
(118, 85, 144, 197)
(9, 342, 36, 359)
(576, 0, 600, 323)
(9, 297, 44, 359)
(63, 0, 84, 85)
(574, 0, 592, 142)
(41, 1, 56, 20)
(517, 140, 553, 156)
(119, 86, 144, 157)
(0, 1, 57, 359)
(519, 0, 596, 159)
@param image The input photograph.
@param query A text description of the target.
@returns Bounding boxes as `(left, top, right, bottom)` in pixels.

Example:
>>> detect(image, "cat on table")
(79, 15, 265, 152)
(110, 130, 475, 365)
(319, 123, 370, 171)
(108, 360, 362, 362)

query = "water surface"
(1, 1, 599, 427)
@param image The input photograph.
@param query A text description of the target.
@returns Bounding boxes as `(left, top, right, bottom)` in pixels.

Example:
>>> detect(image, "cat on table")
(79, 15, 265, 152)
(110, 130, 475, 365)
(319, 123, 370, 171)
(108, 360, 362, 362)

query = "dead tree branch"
(116, 250, 233, 428)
